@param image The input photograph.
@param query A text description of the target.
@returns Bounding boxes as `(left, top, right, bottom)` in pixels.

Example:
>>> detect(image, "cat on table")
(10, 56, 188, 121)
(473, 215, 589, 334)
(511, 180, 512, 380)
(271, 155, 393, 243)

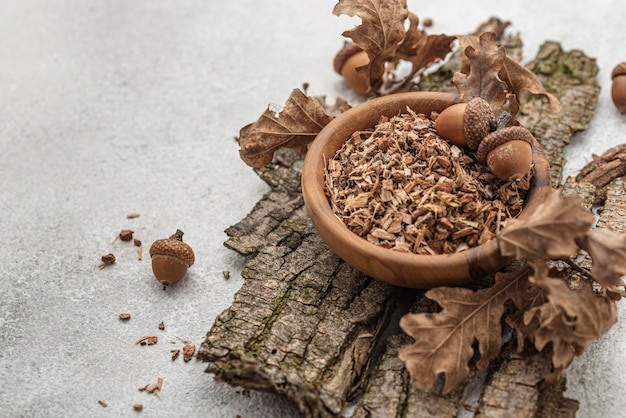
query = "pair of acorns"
(434, 97, 534, 181)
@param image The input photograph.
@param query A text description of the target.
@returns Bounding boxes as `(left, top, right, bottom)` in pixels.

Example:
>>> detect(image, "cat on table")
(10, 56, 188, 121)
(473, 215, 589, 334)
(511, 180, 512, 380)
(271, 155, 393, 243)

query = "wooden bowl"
(301, 92, 552, 289)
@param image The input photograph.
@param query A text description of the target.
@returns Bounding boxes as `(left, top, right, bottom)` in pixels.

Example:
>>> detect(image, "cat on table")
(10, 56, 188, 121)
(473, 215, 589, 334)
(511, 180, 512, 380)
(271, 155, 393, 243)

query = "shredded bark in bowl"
(325, 107, 531, 255)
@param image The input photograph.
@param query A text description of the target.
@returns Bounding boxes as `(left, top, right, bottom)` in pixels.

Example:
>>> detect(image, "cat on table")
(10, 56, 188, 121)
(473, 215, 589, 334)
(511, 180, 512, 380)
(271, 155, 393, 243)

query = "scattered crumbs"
(99, 253, 116, 269)
(138, 377, 163, 399)
(98, 400, 107, 407)
(222, 270, 231, 280)
(133, 403, 143, 411)
(182, 344, 196, 362)
(134, 336, 158, 346)
(119, 229, 134, 241)
(127, 212, 141, 219)
(158, 322, 165, 331)
(174, 335, 192, 344)
(171, 349, 180, 361)
(119, 313, 131, 321)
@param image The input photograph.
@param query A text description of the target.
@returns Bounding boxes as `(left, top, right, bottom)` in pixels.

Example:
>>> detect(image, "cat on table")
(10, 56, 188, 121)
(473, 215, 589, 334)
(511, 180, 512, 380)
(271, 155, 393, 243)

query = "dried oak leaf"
(395, 12, 456, 86)
(238, 88, 333, 168)
(577, 228, 626, 288)
(333, 0, 408, 92)
(524, 264, 617, 381)
(497, 189, 595, 260)
(398, 267, 535, 394)
(455, 32, 561, 118)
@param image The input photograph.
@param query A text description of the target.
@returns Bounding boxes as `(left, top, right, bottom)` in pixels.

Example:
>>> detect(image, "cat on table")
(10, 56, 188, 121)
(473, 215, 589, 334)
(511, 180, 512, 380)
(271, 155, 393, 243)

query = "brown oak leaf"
(497, 189, 595, 260)
(333, 0, 408, 93)
(238, 89, 334, 168)
(524, 264, 617, 381)
(398, 267, 534, 394)
(577, 228, 626, 288)
(394, 12, 455, 88)
(454, 32, 511, 114)
(455, 32, 561, 118)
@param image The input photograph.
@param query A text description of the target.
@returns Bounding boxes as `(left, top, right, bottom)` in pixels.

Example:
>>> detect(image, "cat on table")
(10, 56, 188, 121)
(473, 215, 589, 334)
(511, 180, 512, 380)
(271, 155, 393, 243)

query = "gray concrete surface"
(0, 1, 625, 417)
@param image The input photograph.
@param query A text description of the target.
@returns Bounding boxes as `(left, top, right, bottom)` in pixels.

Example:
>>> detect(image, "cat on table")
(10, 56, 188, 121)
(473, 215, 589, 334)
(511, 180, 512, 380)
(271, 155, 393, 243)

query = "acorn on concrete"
(434, 97, 494, 149)
(149, 229, 195, 287)
(333, 42, 370, 95)
(611, 62, 626, 113)
(476, 126, 534, 181)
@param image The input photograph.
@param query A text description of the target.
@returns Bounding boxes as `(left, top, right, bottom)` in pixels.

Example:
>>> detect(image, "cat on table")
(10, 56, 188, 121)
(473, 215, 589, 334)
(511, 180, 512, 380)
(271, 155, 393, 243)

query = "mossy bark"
(200, 27, 604, 418)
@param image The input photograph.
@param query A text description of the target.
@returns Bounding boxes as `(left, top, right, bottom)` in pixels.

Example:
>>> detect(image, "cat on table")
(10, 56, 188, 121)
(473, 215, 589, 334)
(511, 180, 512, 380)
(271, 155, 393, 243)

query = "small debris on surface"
(119, 229, 134, 241)
(98, 400, 107, 407)
(127, 212, 141, 219)
(119, 313, 131, 321)
(182, 344, 196, 362)
(222, 270, 231, 280)
(134, 336, 158, 346)
(139, 377, 163, 399)
(99, 253, 116, 269)
(133, 403, 143, 411)
(171, 349, 180, 361)
(158, 322, 165, 331)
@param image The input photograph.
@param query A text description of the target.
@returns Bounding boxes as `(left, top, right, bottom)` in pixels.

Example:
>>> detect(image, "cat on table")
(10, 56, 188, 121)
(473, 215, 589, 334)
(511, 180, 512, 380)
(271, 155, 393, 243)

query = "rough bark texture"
(576, 144, 626, 205)
(200, 27, 603, 418)
(198, 150, 399, 417)
(517, 42, 600, 187)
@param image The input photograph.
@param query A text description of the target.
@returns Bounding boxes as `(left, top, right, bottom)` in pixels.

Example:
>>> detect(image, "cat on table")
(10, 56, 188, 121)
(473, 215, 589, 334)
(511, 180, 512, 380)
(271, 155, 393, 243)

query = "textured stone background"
(1, 1, 625, 417)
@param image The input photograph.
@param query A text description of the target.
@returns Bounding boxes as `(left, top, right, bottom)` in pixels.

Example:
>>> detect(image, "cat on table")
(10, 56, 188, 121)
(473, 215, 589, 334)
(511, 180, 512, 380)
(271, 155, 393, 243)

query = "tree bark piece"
(576, 144, 626, 205)
(517, 42, 600, 187)
(198, 149, 399, 417)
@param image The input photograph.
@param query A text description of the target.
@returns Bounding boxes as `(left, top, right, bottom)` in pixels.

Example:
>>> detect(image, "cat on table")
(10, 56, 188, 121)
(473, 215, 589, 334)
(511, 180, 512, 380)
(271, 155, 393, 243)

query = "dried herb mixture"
(325, 107, 531, 254)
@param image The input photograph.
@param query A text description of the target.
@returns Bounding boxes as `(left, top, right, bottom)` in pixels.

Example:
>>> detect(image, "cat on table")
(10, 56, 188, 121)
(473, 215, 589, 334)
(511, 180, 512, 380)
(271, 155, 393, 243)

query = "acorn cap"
(464, 97, 494, 151)
(476, 126, 534, 164)
(149, 229, 195, 267)
(611, 62, 626, 79)
(333, 42, 364, 74)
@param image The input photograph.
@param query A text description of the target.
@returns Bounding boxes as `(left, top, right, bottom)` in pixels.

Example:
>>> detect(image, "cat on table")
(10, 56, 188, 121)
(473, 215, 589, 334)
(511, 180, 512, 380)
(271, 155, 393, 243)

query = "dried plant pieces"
(119, 229, 134, 242)
(182, 344, 196, 362)
(325, 108, 530, 255)
(135, 336, 158, 346)
(99, 253, 116, 269)
(139, 377, 163, 399)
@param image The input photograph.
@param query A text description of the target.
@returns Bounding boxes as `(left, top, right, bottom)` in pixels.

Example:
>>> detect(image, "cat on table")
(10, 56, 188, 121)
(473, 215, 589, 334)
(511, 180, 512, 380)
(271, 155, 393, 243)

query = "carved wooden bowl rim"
(301, 91, 552, 289)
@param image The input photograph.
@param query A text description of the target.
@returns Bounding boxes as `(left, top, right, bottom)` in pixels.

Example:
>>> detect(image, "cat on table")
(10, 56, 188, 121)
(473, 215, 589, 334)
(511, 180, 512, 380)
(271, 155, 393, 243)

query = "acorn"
(149, 229, 195, 287)
(611, 62, 626, 113)
(476, 126, 534, 181)
(434, 97, 494, 149)
(333, 42, 370, 95)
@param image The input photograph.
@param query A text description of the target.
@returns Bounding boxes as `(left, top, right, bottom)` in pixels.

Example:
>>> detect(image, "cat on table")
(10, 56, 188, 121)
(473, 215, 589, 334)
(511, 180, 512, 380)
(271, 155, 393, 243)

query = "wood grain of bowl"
(301, 92, 552, 289)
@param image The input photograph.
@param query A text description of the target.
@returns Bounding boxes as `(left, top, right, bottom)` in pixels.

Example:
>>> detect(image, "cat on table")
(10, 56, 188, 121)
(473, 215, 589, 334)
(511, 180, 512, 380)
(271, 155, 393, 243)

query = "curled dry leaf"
(577, 228, 626, 288)
(497, 189, 595, 260)
(333, 0, 408, 93)
(238, 89, 334, 168)
(398, 267, 535, 394)
(333, 1, 455, 93)
(394, 12, 456, 90)
(525, 264, 617, 381)
(455, 32, 561, 118)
